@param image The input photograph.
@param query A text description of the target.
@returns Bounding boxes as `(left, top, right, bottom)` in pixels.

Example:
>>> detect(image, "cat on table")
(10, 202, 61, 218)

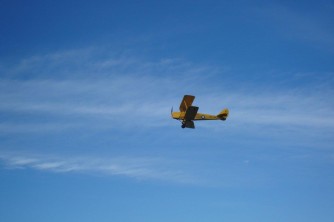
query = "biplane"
(171, 95, 229, 128)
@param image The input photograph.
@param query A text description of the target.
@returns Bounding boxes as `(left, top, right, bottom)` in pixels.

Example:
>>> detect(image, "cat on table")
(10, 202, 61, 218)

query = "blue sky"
(1, 0, 334, 221)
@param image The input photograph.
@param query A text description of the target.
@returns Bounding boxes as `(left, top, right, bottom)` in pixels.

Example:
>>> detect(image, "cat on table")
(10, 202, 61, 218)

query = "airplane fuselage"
(172, 112, 221, 121)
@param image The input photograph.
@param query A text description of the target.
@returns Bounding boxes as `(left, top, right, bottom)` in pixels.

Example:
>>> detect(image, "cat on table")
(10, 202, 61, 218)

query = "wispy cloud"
(0, 152, 196, 184)
(0, 47, 333, 138)
(1, 46, 333, 186)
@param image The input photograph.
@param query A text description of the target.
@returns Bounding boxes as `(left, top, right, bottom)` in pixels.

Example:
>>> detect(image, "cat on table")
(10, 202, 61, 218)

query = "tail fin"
(217, 108, 229, 121)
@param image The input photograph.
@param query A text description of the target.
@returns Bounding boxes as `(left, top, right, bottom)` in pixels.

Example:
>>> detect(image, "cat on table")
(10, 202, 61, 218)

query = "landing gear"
(181, 121, 186, 128)
(180, 120, 195, 129)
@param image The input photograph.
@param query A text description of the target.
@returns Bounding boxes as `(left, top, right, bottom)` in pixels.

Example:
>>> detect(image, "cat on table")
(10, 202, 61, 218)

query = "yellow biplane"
(171, 95, 229, 128)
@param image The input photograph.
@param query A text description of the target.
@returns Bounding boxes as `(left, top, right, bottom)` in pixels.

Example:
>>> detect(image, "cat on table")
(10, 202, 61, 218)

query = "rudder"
(217, 108, 229, 120)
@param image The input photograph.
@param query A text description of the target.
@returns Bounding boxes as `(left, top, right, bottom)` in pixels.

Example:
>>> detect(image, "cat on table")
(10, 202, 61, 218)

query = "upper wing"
(179, 95, 195, 112)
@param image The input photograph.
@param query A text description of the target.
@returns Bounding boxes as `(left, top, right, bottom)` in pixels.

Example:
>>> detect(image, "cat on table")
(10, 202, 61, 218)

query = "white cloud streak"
(0, 152, 195, 184)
